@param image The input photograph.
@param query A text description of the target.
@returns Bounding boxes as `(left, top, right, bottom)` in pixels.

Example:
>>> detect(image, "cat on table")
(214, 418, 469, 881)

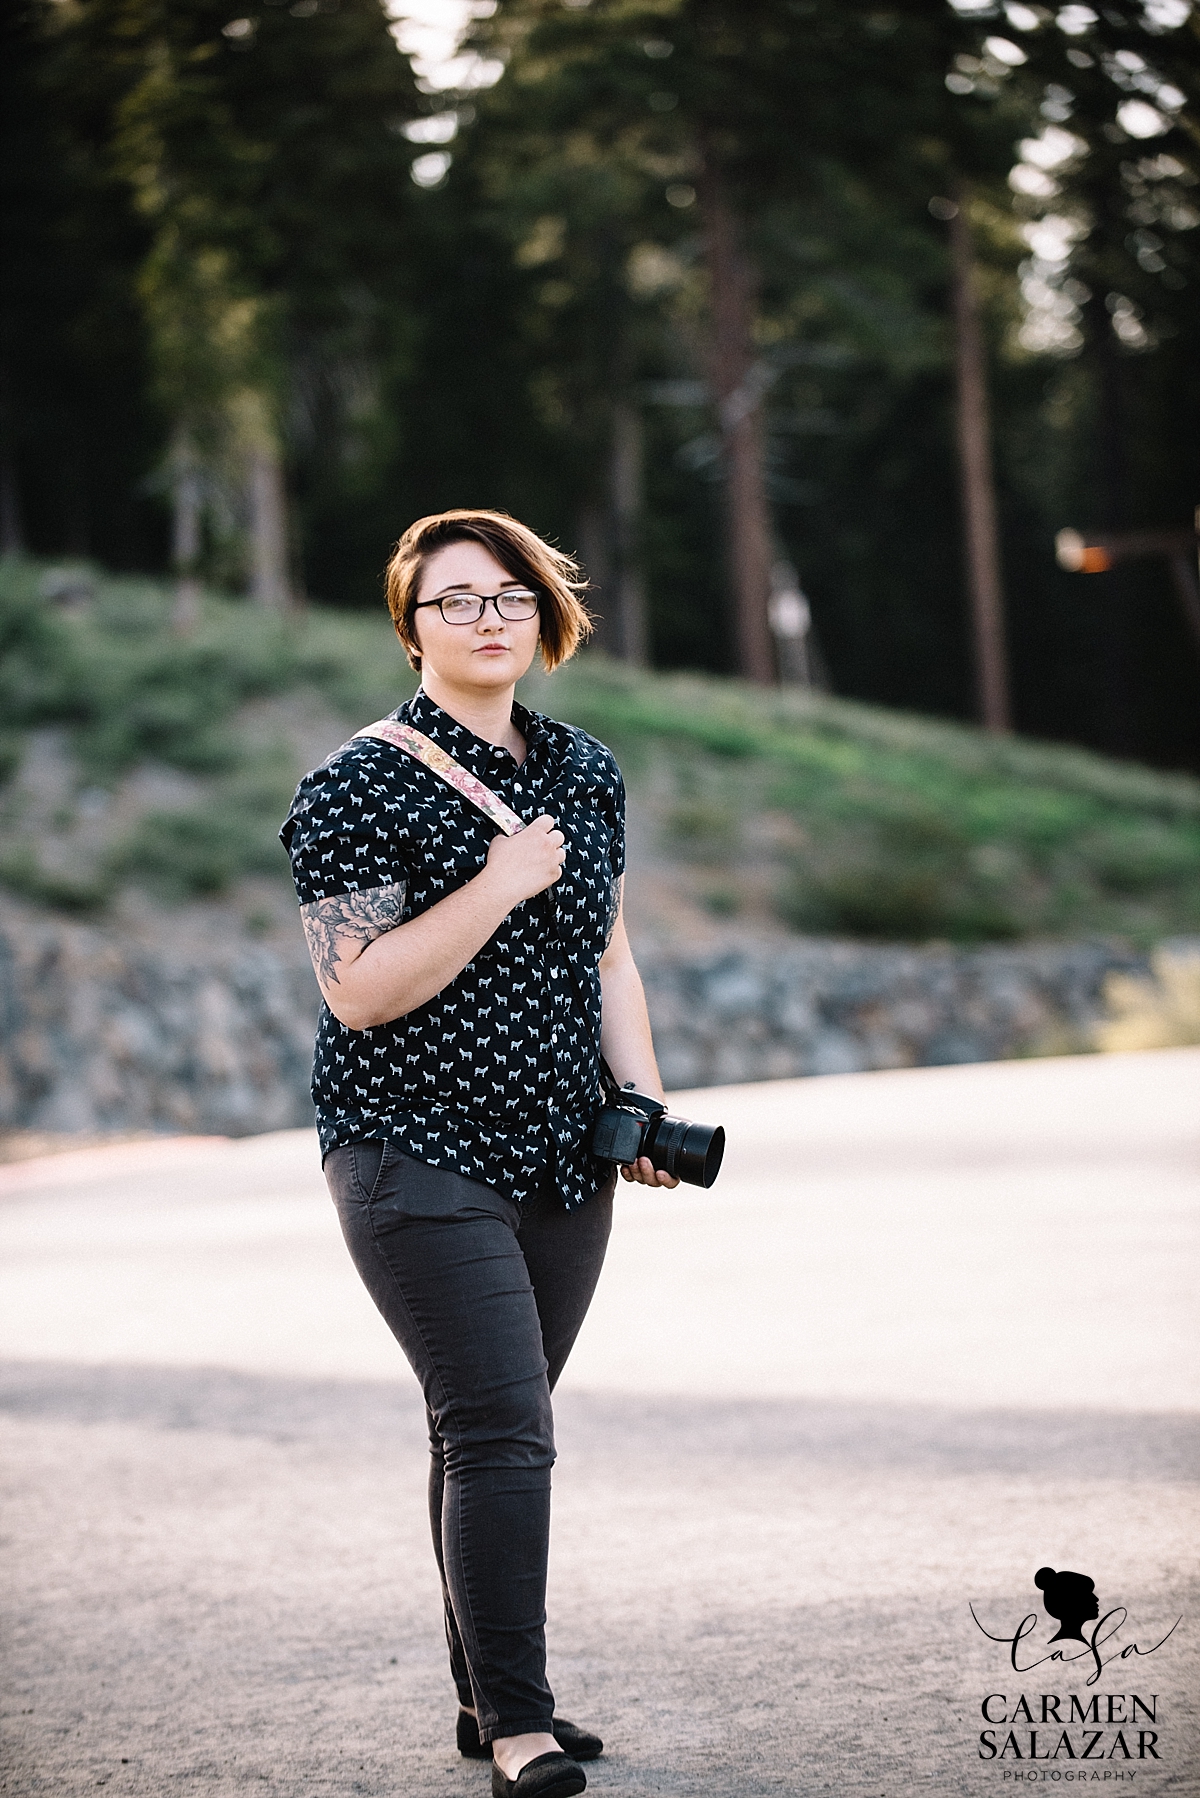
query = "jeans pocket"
(353, 1138, 391, 1204)
(368, 1153, 518, 1230)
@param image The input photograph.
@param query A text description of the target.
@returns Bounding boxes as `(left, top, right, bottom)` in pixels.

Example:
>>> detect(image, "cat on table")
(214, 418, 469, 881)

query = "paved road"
(2, 1050, 1198, 1795)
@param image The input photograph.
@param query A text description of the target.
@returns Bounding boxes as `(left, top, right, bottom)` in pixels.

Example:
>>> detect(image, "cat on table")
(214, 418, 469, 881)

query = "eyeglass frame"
(412, 588, 541, 625)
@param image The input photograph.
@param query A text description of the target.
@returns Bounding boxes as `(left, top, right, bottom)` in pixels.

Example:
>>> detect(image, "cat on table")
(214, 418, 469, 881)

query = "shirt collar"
(512, 699, 546, 754)
(399, 688, 548, 775)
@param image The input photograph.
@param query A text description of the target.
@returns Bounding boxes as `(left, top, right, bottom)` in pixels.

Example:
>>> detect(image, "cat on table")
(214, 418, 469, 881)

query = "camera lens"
(646, 1115, 726, 1188)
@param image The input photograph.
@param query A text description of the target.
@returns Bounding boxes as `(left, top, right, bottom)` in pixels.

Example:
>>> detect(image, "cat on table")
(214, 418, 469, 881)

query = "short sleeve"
(582, 732, 625, 882)
(567, 726, 624, 883)
(280, 748, 409, 906)
(610, 763, 626, 882)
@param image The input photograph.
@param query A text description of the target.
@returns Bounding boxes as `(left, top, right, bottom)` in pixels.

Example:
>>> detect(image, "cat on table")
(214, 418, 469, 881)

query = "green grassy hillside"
(3, 559, 1200, 944)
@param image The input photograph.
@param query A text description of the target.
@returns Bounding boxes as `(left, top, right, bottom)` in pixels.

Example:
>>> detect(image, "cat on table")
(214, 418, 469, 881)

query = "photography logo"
(969, 1566, 1181, 1773)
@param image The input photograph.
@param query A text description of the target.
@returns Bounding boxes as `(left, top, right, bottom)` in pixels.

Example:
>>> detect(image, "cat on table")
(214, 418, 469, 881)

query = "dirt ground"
(2, 1050, 1198, 1796)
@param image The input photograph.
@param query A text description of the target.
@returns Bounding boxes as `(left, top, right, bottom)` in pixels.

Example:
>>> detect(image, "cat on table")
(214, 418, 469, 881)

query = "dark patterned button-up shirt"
(280, 688, 625, 1209)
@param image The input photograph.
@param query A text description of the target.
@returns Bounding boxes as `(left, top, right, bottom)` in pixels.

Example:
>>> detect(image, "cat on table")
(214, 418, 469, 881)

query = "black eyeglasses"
(414, 589, 540, 625)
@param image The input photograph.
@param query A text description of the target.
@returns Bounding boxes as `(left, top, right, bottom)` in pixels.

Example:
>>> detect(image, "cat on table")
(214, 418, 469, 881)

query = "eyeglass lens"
(438, 590, 539, 623)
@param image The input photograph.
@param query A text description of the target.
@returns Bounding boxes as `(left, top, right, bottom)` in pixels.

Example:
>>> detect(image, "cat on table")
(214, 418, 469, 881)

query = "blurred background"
(2, 0, 1200, 1147)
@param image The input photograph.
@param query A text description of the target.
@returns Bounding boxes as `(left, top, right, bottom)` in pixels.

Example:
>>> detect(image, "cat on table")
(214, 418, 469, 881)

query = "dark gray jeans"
(323, 1140, 614, 1742)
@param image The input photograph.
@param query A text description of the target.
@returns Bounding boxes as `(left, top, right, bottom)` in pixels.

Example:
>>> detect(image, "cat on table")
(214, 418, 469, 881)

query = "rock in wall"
(0, 900, 320, 1137)
(0, 896, 1153, 1134)
(641, 937, 1149, 1090)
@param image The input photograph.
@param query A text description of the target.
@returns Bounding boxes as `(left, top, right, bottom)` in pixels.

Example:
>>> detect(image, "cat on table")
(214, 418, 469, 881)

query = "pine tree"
(57, 0, 425, 605)
(466, 0, 1022, 683)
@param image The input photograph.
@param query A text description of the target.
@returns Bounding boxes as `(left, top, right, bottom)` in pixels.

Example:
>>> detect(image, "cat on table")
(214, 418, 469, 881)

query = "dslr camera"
(591, 1081, 725, 1189)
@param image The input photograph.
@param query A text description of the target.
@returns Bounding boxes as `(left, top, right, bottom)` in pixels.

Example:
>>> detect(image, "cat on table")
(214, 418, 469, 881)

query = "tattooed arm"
(300, 885, 407, 994)
(300, 815, 569, 1031)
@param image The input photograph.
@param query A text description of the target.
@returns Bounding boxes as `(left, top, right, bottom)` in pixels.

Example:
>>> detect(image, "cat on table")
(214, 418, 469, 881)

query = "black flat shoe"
(551, 1720, 603, 1762)
(458, 1710, 603, 1762)
(457, 1709, 490, 1760)
(491, 1752, 585, 1798)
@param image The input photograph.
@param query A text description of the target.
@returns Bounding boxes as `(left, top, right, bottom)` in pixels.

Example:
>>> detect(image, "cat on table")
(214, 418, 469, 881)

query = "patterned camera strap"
(355, 718, 526, 837)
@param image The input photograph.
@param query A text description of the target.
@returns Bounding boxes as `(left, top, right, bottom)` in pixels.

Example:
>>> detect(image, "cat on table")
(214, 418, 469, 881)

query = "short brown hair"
(385, 509, 593, 673)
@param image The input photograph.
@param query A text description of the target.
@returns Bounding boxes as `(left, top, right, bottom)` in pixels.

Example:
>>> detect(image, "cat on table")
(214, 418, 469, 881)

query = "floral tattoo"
(300, 883, 406, 989)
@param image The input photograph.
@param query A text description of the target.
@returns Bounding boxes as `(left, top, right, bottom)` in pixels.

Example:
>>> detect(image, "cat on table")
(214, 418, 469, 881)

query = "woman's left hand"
(620, 1156, 680, 1189)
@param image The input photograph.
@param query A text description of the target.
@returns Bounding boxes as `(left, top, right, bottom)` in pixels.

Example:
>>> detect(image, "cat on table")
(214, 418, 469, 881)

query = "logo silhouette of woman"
(1035, 1567, 1100, 1643)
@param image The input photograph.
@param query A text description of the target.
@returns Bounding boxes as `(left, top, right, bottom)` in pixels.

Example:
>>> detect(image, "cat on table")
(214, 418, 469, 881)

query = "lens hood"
(646, 1114, 725, 1188)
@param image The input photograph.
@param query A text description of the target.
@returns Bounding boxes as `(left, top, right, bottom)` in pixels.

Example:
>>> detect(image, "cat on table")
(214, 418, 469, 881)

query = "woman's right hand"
(482, 815, 566, 906)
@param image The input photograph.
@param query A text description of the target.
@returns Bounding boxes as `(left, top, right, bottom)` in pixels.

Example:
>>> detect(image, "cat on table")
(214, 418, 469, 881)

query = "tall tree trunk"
(63, 449, 89, 559)
(1167, 548, 1200, 655)
(248, 439, 291, 609)
(1085, 206, 1134, 756)
(576, 500, 613, 651)
(0, 367, 23, 556)
(235, 391, 292, 610)
(0, 459, 22, 557)
(610, 399, 648, 665)
(696, 159, 775, 684)
(949, 187, 1010, 734)
(170, 425, 202, 631)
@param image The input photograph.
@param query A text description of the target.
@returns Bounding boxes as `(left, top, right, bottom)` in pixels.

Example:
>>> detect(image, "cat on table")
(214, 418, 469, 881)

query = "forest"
(3, 0, 1199, 770)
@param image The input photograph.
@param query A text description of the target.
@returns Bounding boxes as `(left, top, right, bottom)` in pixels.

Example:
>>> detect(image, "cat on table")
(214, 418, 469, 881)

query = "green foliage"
(0, 563, 84, 727)
(4, 0, 1199, 772)
(454, 0, 1007, 686)
(450, 0, 1199, 761)
(537, 657, 1200, 815)
(3, 563, 1200, 934)
(527, 656, 1200, 942)
(0, 560, 412, 906)
(0, 845, 112, 914)
(108, 805, 280, 898)
(1, 1, 163, 570)
(664, 799, 738, 856)
(0, 559, 408, 779)
(0, 575, 274, 774)
(8, 0, 424, 596)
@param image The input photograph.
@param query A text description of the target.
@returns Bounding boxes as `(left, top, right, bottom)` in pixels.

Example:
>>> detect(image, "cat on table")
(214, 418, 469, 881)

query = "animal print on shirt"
(280, 688, 625, 1210)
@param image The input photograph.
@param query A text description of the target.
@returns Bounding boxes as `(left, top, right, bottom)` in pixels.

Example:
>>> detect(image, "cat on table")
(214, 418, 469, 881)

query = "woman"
(281, 509, 676, 1798)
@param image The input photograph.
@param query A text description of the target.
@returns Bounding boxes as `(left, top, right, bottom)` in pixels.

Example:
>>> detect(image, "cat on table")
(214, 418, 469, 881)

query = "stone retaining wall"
(0, 904, 318, 1138)
(0, 899, 1152, 1136)
(641, 938, 1148, 1090)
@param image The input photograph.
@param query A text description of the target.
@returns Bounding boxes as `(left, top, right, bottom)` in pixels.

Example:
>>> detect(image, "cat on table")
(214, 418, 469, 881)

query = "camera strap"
(598, 1057, 666, 1119)
(355, 718, 526, 837)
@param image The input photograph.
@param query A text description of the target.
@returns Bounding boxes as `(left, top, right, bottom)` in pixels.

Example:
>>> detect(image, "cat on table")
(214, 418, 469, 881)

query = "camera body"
(591, 1084, 725, 1189)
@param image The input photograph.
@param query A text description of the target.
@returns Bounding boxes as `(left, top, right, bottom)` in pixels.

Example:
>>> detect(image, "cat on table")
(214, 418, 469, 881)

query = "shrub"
(664, 800, 738, 858)
(0, 847, 112, 914)
(110, 807, 283, 898)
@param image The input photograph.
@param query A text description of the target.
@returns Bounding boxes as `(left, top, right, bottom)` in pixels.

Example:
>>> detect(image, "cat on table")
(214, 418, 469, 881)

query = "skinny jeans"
(323, 1139, 614, 1742)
